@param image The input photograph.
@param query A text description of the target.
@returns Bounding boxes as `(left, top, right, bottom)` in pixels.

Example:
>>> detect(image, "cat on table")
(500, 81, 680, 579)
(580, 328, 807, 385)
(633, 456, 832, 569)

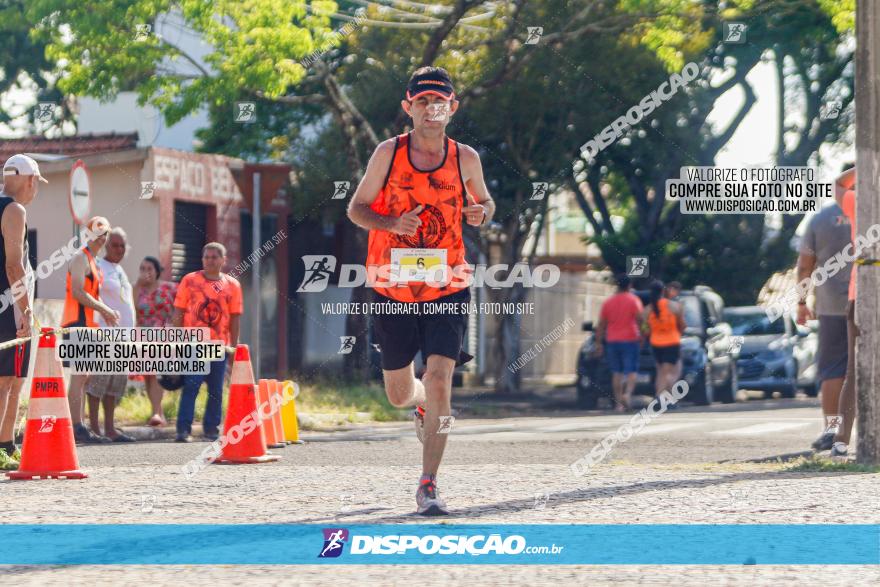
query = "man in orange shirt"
(172, 242, 242, 443)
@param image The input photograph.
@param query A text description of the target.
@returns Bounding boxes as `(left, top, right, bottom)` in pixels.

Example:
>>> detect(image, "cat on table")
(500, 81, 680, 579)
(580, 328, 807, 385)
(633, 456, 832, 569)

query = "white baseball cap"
(3, 154, 49, 183)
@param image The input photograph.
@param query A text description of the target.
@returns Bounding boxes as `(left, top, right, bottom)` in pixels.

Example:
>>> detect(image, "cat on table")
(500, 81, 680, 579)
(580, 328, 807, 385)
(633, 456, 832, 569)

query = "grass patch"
(113, 387, 227, 426)
(785, 455, 880, 473)
(18, 379, 404, 428)
(296, 379, 404, 422)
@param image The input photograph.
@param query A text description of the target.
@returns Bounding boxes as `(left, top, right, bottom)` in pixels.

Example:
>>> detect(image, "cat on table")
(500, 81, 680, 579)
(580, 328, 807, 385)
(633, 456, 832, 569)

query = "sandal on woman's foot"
(148, 414, 165, 427)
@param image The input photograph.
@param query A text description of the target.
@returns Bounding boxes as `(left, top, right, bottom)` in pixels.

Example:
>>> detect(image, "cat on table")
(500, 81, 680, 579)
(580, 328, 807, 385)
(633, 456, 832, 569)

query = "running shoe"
(11, 448, 21, 461)
(416, 479, 448, 516)
(413, 405, 425, 444)
(811, 432, 835, 451)
(830, 442, 848, 459)
(0, 448, 19, 471)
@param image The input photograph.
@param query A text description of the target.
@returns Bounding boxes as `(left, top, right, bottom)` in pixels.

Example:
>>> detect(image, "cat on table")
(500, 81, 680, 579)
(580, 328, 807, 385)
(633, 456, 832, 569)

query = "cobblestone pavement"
(2, 403, 877, 584)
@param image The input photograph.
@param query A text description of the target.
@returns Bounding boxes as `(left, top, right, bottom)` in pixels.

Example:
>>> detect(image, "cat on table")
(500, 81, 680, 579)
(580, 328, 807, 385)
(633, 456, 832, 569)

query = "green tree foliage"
(0, 0, 63, 130)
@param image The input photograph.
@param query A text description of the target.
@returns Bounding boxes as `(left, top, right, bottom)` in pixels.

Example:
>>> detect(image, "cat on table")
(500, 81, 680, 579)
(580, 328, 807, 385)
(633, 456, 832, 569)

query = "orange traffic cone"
(215, 345, 280, 464)
(8, 328, 86, 480)
(270, 379, 289, 445)
(280, 380, 305, 444)
(257, 379, 285, 449)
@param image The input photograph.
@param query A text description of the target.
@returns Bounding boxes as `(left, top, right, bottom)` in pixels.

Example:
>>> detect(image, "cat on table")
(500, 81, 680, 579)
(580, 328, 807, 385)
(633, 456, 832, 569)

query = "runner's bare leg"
(421, 354, 455, 476)
(382, 362, 426, 408)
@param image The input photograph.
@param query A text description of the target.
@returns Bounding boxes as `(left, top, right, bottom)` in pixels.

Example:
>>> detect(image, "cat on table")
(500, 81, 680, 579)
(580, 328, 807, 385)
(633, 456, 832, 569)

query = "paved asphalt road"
(3, 394, 878, 586)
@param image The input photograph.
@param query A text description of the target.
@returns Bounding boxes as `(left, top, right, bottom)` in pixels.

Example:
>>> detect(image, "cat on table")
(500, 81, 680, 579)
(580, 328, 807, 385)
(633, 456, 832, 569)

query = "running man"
(62, 216, 119, 444)
(796, 196, 851, 451)
(347, 66, 495, 515)
(0, 154, 43, 470)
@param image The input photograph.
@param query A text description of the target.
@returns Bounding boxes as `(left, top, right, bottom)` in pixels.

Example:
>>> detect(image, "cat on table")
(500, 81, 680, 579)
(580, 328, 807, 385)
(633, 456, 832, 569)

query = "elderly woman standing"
(133, 256, 177, 426)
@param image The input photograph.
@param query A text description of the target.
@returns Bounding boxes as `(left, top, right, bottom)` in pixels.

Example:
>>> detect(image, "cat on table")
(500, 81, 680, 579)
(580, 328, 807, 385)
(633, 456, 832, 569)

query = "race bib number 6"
(390, 248, 447, 283)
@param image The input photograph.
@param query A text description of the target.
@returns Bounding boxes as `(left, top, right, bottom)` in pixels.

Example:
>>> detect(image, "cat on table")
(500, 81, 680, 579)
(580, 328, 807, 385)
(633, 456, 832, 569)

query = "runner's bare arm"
(347, 140, 421, 235)
(834, 167, 855, 206)
(1, 202, 33, 317)
(459, 145, 495, 226)
(171, 308, 184, 328)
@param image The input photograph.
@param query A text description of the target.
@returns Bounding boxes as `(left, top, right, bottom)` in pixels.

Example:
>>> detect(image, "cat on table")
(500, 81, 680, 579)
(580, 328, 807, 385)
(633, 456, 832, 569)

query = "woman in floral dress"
(133, 256, 177, 426)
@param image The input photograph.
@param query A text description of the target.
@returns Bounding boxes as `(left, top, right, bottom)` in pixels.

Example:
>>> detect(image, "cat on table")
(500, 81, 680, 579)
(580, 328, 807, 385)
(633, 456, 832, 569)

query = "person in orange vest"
(62, 216, 120, 444)
(0, 154, 44, 471)
(642, 280, 686, 400)
(347, 66, 495, 515)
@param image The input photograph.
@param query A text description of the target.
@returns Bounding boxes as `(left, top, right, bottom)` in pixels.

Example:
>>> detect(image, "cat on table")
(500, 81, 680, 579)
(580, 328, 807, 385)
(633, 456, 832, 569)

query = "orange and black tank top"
(648, 298, 681, 347)
(366, 132, 468, 302)
(62, 247, 104, 327)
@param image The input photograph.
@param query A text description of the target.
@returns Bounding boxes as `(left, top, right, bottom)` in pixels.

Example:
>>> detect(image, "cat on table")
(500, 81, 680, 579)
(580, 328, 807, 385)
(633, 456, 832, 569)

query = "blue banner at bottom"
(0, 524, 877, 565)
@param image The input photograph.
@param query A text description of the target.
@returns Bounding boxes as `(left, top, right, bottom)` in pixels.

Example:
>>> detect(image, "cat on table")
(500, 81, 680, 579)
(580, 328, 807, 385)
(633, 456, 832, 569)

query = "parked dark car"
(576, 286, 738, 408)
(722, 306, 818, 398)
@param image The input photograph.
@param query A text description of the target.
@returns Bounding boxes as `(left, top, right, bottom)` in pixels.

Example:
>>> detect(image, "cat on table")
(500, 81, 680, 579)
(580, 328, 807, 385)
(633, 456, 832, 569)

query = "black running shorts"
(651, 344, 680, 366)
(0, 304, 30, 377)
(371, 289, 472, 371)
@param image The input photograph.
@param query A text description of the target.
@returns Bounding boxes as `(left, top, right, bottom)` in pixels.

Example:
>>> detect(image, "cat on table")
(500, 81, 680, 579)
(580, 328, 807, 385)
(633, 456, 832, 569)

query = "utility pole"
(855, 0, 880, 465)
